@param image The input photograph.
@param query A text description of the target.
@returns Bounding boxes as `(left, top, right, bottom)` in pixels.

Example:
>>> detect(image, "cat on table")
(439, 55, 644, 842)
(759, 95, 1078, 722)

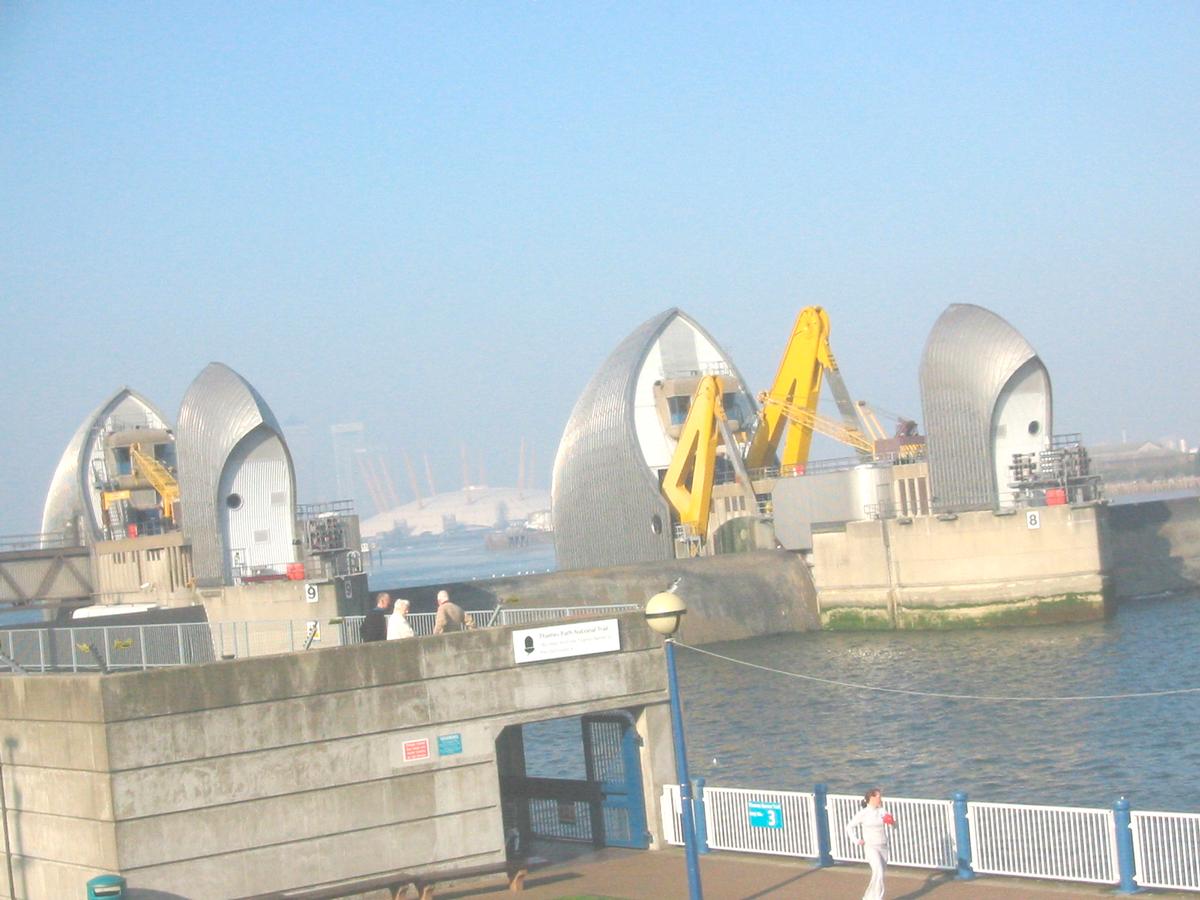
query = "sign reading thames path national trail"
(512, 618, 621, 664)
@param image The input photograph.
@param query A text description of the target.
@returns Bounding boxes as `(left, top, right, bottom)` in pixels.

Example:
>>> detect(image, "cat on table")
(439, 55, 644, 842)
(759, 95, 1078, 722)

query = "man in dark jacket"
(362, 592, 390, 642)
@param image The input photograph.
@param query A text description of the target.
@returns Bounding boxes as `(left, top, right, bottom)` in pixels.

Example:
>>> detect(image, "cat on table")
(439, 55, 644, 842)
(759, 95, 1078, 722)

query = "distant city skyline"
(3, 4, 1198, 533)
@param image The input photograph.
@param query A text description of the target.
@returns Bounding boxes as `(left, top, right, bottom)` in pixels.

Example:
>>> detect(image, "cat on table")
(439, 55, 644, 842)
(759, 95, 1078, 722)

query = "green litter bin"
(86, 873, 126, 898)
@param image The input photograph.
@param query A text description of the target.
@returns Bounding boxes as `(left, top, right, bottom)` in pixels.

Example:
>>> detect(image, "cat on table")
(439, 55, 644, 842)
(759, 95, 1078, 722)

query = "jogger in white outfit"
(845, 787, 896, 900)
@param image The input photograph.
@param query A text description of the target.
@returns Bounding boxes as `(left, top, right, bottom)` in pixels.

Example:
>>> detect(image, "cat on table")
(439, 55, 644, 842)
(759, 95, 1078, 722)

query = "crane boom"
(745, 306, 871, 469)
(661, 376, 726, 534)
(757, 395, 874, 455)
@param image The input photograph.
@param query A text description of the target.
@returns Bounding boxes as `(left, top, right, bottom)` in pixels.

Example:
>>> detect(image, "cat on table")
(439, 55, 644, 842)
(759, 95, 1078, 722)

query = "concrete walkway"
(436, 847, 1200, 900)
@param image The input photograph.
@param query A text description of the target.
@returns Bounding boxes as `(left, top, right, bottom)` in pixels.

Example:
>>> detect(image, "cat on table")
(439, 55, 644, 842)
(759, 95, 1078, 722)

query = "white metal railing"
(705, 786, 819, 858)
(965, 801, 1117, 884)
(1131, 810, 1200, 891)
(662, 784, 684, 845)
(657, 783, 1198, 892)
(829, 793, 956, 870)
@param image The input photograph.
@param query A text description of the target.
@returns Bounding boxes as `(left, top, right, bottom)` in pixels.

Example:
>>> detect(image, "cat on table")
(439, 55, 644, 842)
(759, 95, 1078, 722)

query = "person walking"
(387, 597, 415, 639)
(362, 592, 390, 642)
(433, 589, 475, 634)
(844, 787, 896, 900)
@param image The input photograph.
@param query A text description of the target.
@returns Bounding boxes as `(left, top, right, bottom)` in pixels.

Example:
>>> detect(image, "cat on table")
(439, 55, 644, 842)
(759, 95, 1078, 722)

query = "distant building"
(919, 304, 1052, 511)
(330, 422, 366, 506)
(551, 308, 757, 570)
(176, 363, 299, 586)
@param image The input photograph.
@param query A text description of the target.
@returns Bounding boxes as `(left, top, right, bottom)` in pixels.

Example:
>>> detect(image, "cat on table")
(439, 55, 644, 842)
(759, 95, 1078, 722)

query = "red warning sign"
(402, 738, 430, 762)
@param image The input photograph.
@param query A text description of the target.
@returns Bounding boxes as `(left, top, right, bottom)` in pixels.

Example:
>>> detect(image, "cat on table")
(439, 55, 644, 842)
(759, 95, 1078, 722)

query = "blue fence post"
(814, 783, 834, 867)
(953, 791, 975, 880)
(694, 778, 709, 854)
(1113, 797, 1141, 893)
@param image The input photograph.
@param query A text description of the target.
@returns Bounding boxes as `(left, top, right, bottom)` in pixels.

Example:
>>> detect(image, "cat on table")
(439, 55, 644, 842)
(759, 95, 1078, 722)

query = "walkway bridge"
(0, 610, 677, 899)
(0, 533, 91, 610)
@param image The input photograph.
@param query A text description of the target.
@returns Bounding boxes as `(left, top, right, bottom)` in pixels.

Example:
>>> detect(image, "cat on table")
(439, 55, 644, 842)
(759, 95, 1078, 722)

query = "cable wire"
(674, 641, 1200, 703)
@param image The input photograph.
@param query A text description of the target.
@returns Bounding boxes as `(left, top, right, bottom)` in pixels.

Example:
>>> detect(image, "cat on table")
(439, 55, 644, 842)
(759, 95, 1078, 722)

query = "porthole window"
(226, 493, 243, 510)
(650, 514, 663, 535)
(1028, 420, 1041, 436)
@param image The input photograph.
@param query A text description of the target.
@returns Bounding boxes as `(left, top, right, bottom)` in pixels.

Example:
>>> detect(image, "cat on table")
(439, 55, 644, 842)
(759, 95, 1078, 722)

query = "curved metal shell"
(551, 308, 755, 570)
(919, 304, 1052, 510)
(41, 387, 171, 545)
(176, 363, 296, 585)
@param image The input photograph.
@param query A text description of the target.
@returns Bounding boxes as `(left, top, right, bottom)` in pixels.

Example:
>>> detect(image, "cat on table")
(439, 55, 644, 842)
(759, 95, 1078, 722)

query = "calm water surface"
(678, 595, 1200, 812)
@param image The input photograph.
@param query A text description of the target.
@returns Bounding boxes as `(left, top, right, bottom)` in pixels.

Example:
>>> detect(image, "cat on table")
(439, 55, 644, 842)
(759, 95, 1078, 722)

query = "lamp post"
(645, 591, 703, 900)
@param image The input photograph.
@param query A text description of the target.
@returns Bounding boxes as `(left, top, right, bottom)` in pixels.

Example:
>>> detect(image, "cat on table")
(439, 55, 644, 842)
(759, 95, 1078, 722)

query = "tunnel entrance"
(497, 710, 650, 854)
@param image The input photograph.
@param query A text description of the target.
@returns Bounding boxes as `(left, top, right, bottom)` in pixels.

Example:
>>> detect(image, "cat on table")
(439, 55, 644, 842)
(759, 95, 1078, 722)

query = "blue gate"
(583, 713, 649, 849)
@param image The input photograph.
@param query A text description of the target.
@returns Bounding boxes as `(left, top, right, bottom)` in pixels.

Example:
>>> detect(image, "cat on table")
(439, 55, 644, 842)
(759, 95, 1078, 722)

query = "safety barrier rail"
(1131, 810, 1200, 891)
(0, 531, 75, 552)
(493, 605, 639, 626)
(0, 604, 641, 673)
(828, 792, 956, 870)
(704, 786, 819, 858)
(659, 782, 1195, 892)
(0, 622, 216, 672)
(969, 800, 1116, 884)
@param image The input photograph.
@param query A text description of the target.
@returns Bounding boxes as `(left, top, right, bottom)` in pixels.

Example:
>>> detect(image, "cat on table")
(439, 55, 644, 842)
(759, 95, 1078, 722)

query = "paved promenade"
(435, 847, 1200, 900)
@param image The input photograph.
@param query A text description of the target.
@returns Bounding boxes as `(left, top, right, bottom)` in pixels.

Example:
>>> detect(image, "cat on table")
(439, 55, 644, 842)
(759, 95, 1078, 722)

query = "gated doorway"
(497, 711, 650, 852)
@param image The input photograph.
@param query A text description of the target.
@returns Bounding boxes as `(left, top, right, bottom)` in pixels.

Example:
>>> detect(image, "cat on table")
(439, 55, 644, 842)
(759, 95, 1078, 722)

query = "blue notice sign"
(748, 801, 784, 829)
(437, 733, 463, 756)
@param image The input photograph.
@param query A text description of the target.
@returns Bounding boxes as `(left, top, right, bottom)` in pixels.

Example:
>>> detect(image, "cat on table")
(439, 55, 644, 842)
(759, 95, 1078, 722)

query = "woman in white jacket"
(386, 598, 415, 640)
(845, 787, 896, 900)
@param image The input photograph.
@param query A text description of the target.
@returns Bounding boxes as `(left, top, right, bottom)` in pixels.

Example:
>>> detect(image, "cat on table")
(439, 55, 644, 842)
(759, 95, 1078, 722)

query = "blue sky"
(2, 3, 1198, 531)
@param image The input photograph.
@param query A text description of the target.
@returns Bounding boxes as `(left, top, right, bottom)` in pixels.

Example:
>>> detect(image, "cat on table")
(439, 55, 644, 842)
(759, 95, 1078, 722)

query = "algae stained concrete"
(812, 504, 1111, 628)
(0, 612, 672, 899)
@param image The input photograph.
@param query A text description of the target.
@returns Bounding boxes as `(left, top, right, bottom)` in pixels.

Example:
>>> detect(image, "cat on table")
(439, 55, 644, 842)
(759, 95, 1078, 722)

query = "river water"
(368, 530, 1200, 813)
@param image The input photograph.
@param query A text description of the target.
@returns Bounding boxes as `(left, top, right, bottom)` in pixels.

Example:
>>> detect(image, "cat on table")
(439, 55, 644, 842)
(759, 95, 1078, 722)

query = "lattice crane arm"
(130, 444, 181, 521)
(757, 395, 874, 455)
(745, 306, 872, 470)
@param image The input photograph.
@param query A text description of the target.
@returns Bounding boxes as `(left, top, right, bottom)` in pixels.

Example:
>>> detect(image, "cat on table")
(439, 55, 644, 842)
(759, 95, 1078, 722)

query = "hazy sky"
(3, 3, 1197, 533)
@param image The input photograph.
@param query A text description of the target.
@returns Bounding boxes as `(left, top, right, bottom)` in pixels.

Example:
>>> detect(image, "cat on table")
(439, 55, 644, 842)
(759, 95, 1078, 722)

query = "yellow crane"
(660, 306, 919, 548)
(129, 444, 181, 521)
(660, 375, 758, 539)
(744, 306, 871, 471)
(101, 443, 181, 526)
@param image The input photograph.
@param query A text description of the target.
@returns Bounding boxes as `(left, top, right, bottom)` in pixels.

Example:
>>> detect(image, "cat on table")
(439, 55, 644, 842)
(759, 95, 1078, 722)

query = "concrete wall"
(93, 533, 193, 602)
(198, 579, 342, 624)
(378, 550, 822, 646)
(0, 612, 670, 899)
(1100, 496, 1200, 598)
(812, 504, 1110, 628)
(769, 465, 886, 551)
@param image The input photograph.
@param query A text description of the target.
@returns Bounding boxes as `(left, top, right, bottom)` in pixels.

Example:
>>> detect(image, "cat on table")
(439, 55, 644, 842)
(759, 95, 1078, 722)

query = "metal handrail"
(660, 783, 1194, 891)
(0, 604, 639, 674)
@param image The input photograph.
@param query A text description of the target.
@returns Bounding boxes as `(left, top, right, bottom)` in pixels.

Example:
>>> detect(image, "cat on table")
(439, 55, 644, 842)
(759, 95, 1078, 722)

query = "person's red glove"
(882, 813, 896, 826)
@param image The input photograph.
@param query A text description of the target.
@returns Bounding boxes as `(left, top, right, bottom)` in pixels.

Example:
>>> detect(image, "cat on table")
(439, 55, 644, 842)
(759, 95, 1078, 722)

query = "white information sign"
(1026, 510, 1042, 530)
(512, 618, 621, 664)
(304, 583, 319, 603)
